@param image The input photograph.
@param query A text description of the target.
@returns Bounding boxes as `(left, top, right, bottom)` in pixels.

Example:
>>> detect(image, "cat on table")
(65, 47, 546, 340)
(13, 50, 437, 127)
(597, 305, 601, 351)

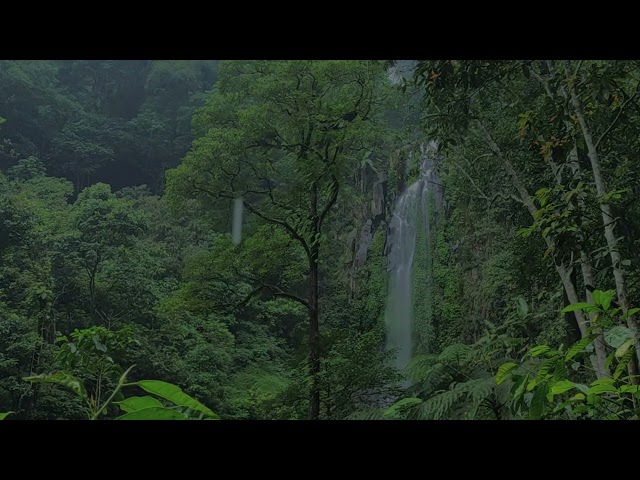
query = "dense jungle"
(1, 60, 639, 420)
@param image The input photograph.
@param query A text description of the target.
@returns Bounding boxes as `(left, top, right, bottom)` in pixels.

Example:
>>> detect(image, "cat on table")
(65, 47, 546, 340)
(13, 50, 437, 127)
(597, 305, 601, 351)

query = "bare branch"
(236, 282, 309, 310)
(595, 82, 640, 149)
(242, 201, 312, 261)
(451, 160, 490, 201)
(530, 68, 553, 98)
(262, 284, 310, 309)
(318, 175, 340, 230)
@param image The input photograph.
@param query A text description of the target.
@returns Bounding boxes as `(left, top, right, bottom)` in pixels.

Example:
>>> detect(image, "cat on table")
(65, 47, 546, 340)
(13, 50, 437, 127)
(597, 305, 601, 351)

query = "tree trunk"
(532, 64, 609, 377)
(562, 60, 640, 378)
(89, 269, 97, 317)
(556, 264, 588, 336)
(563, 62, 630, 312)
(580, 251, 609, 378)
(308, 184, 321, 420)
(477, 120, 605, 375)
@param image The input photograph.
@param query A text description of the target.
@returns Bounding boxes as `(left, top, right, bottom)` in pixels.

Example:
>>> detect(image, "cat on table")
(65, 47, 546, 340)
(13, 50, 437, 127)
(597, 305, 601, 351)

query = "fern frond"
(414, 386, 467, 419)
(412, 377, 496, 420)
(438, 343, 473, 365)
(405, 354, 438, 382)
(383, 397, 423, 419)
(346, 408, 385, 420)
(408, 365, 450, 395)
(468, 376, 495, 404)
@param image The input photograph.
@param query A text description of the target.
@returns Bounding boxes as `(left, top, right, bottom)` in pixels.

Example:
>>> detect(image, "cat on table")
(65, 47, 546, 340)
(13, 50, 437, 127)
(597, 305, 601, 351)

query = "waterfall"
(385, 141, 440, 384)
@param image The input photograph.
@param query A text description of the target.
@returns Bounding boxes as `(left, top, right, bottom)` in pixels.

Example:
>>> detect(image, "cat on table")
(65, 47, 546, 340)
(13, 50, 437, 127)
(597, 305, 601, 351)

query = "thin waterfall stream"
(385, 142, 440, 386)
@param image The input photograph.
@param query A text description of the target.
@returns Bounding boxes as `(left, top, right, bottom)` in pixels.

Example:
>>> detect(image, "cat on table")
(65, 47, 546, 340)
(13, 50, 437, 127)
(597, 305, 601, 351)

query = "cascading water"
(386, 183, 419, 373)
(385, 141, 440, 384)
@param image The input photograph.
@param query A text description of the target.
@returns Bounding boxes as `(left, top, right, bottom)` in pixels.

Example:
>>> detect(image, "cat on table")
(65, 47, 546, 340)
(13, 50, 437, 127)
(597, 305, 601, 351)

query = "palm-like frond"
(410, 376, 497, 420)
(346, 408, 385, 420)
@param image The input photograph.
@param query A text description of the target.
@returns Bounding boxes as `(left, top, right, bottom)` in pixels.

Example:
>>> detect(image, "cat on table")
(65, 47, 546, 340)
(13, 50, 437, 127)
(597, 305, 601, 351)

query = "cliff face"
(354, 171, 388, 270)
(343, 139, 457, 364)
(346, 142, 442, 296)
(345, 60, 421, 288)
(343, 165, 390, 300)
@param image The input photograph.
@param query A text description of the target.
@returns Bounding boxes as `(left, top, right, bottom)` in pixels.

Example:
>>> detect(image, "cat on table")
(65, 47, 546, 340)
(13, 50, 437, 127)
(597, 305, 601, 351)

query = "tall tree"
(167, 60, 387, 418)
(411, 60, 640, 378)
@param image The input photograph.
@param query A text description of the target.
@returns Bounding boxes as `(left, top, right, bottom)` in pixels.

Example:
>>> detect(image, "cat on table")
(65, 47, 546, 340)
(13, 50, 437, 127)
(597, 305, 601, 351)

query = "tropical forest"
(1, 60, 639, 421)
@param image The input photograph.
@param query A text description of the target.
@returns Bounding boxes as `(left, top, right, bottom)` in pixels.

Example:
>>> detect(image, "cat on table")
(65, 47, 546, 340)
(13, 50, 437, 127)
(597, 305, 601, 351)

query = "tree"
(411, 60, 640, 380)
(167, 60, 388, 419)
(69, 183, 146, 317)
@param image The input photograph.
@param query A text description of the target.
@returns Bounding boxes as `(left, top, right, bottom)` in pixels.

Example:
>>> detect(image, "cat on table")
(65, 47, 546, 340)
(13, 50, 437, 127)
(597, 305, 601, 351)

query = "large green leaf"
(550, 380, 576, 395)
(527, 345, 551, 358)
(535, 357, 560, 383)
(115, 396, 163, 413)
(132, 380, 218, 419)
(604, 326, 634, 349)
(590, 378, 615, 386)
(512, 373, 530, 400)
(615, 339, 634, 358)
(495, 362, 517, 385)
(0, 412, 14, 420)
(619, 385, 640, 394)
(561, 303, 591, 313)
(587, 384, 617, 395)
(116, 407, 187, 420)
(564, 336, 594, 361)
(24, 372, 87, 400)
(613, 348, 636, 380)
(592, 290, 615, 310)
(625, 308, 640, 319)
(529, 385, 546, 420)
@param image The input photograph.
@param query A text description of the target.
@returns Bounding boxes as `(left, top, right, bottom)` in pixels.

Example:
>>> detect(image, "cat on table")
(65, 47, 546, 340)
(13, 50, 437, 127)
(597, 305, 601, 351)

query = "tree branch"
(318, 175, 340, 231)
(236, 282, 309, 310)
(263, 284, 310, 309)
(595, 82, 640, 149)
(242, 201, 312, 261)
(452, 160, 490, 201)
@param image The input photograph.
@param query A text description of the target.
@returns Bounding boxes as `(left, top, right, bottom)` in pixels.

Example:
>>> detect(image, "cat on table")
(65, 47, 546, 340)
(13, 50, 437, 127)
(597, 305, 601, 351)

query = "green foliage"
(132, 379, 218, 419)
(22, 326, 219, 420)
(116, 407, 188, 420)
(383, 397, 422, 419)
(5, 59, 640, 422)
(166, 60, 388, 217)
(495, 362, 517, 384)
(1, 60, 410, 421)
(389, 336, 517, 419)
(0, 60, 218, 191)
(115, 395, 162, 412)
(7, 156, 47, 181)
(497, 292, 640, 419)
(224, 367, 290, 419)
(25, 372, 88, 400)
(412, 188, 436, 353)
(362, 230, 388, 325)
(320, 326, 402, 419)
(164, 60, 392, 419)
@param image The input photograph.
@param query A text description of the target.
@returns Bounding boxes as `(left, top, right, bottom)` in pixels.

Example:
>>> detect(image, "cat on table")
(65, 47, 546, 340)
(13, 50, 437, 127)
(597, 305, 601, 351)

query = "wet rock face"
(345, 227, 358, 264)
(355, 219, 373, 268)
(353, 172, 388, 270)
(371, 172, 387, 222)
